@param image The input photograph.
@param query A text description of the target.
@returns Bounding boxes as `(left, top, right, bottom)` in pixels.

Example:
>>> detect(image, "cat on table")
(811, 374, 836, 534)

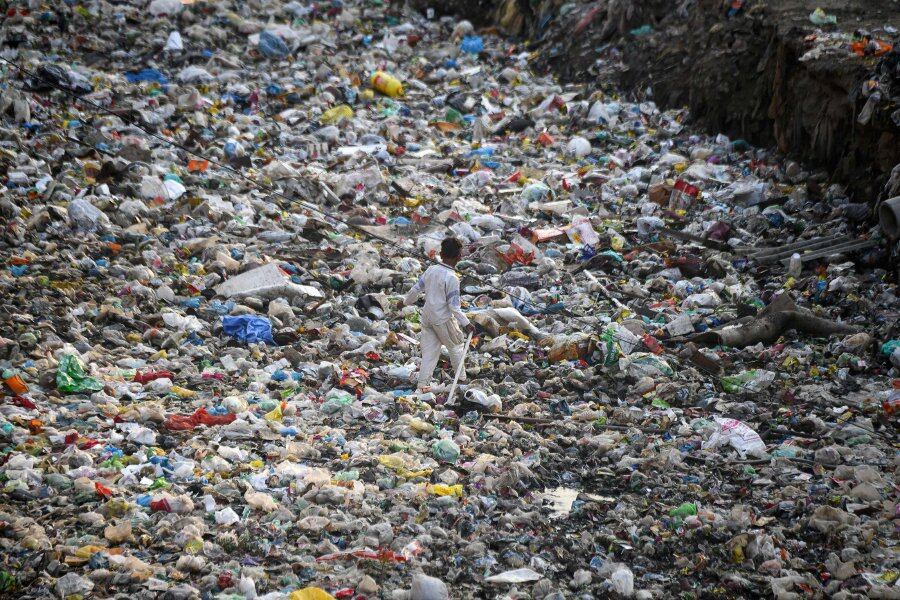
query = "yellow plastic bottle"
(371, 71, 404, 97)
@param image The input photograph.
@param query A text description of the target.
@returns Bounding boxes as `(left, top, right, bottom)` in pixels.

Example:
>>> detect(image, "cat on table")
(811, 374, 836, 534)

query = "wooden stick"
(446, 331, 473, 405)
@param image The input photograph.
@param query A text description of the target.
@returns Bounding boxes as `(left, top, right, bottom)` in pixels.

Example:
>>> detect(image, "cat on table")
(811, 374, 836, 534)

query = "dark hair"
(440, 237, 463, 261)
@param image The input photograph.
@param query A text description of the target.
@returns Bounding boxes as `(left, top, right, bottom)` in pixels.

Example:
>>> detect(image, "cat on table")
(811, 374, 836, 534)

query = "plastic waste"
(410, 573, 449, 600)
(222, 315, 274, 344)
(485, 568, 542, 583)
(459, 35, 484, 54)
(56, 354, 104, 394)
(0, 3, 894, 599)
(609, 566, 634, 597)
(809, 8, 837, 26)
(788, 252, 803, 277)
(703, 417, 767, 458)
(371, 71, 404, 97)
(566, 136, 592, 158)
(431, 438, 461, 463)
(259, 30, 291, 58)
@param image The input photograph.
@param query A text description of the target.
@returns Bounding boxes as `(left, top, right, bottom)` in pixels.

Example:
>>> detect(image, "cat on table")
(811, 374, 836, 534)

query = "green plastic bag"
(669, 502, 698, 518)
(432, 438, 461, 463)
(600, 326, 619, 367)
(721, 369, 775, 393)
(56, 354, 103, 394)
(321, 389, 354, 414)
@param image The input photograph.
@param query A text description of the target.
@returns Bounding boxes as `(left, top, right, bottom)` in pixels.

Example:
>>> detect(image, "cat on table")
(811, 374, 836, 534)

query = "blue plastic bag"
(222, 315, 273, 344)
(125, 68, 168, 85)
(459, 35, 483, 54)
(259, 31, 290, 58)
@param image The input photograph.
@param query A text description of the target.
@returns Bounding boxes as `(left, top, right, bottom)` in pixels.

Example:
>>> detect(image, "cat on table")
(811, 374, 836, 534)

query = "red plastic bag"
(165, 407, 236, 431)
(499, 243, 534, 266)
(133, 370, 174, 384)
(95, 482, 113, 499)
(10, 395, 37, 409)
(150, 498, 171, 512)
(850, 39, 892, 57)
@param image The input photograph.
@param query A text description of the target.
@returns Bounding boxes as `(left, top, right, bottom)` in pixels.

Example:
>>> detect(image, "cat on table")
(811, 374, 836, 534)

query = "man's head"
(440, 236, 463, 266)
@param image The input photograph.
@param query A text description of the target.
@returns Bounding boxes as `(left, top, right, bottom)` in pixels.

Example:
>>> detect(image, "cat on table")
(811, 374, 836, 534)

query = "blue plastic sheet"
(222, 315, 273, 344)
(259, 31, 290, 58)
(124, 68, 168, 85)
(460, 35, 483, 54)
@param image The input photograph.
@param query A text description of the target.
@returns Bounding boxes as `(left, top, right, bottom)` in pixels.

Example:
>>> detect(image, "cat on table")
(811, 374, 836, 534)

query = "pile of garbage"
(0, 1, 897, 598)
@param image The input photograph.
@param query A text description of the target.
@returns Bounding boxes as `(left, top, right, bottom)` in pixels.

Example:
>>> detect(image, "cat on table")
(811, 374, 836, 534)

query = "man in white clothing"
(404, 237, 475, 391)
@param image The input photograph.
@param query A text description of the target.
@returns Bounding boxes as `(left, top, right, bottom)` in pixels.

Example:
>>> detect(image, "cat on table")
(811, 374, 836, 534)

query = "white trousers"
(418, 318, 466, 390)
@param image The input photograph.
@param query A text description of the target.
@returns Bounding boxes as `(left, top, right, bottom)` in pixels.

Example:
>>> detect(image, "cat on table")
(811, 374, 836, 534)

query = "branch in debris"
(688, 294, 858, 348)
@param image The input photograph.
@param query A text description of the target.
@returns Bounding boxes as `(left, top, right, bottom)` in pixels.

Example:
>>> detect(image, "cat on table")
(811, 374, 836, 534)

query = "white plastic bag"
(703, 417, 767, 458)
(609, 565, 634, 597)
(215, 507, 241, 525)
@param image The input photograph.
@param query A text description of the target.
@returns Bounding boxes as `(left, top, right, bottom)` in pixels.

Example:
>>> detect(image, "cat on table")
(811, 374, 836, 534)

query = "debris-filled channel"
(0, 1, 897, 599)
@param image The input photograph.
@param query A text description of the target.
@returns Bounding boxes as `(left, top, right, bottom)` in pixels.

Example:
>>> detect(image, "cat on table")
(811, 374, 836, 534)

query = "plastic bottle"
(371, 71, 404, 97)
(2, 370, 29, 395)
(788, 253, 802, 277)
(884, 379, 900, 416)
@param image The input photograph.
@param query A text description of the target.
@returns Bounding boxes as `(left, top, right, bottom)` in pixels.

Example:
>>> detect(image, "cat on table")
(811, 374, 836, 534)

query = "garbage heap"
(0, 1, 897, 599)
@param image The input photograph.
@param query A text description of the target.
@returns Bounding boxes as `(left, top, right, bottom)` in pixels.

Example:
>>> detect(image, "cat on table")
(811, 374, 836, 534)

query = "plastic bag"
(432, 439, 461, 463)
(289, 588, 336, 600)
(459, 35, 484, 54)
(809, 8, 837, 26)
(56, 354, 104, 394)
(703, 417, 767, 458)
(165, 407, 237, 431)
(463, 389, 502, 412)
(609, 566, 634, 596)
(245, 488, 278, 511)
(410, 573, 449, 600)
(148, 0, 182, 16)
(222, 315, 273, 344)
(322, 389, 355, 414)
(618, 352, 673, 377)
(68, 198, 106, 232)
(566, 136, 592, 158)
(259, 31, 290, 58)
(165, 31, 183, 52)
(721, 369, 776, 393)
(320, 104, 354, 125)
(125, 68, 168, 84)
(485, 568, 542, 583)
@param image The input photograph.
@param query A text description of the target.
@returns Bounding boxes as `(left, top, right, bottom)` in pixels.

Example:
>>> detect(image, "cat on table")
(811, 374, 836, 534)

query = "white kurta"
(404, 264, 469, 389)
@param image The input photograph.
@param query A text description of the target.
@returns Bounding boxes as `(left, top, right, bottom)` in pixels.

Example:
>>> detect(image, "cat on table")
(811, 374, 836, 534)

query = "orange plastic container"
(4, 374, 28, 395)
